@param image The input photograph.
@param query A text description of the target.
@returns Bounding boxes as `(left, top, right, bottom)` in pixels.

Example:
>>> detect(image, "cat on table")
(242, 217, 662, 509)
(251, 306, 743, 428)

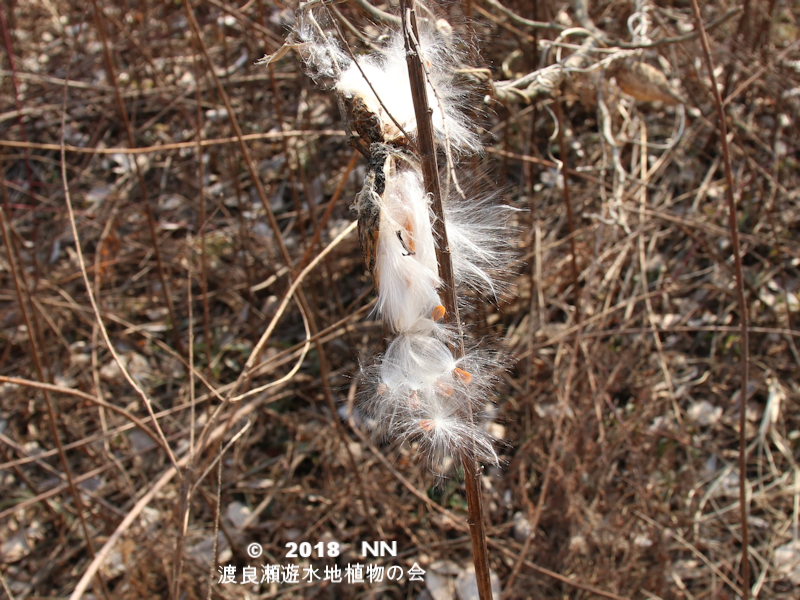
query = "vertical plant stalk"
(553, 98, 580, 317)
(400, 2, 492, 598)
(1, 202, 111, 600)
(190, 37, 214, 373)
(0, 3, 37, 252)
(89, 0, 182, 354)
(689, 0, 751, 596)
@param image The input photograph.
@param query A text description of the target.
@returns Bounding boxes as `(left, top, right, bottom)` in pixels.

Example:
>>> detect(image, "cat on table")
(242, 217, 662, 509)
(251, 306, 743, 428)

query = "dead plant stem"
(0, 203, 110, 600)
(689, 0, 751, 595)
(554, 98, 580, 316)
(89, 0, 182, 354)
(190, 36, 213, 373)
(0, 375, 166, 453)
(400, 2, 491, 597)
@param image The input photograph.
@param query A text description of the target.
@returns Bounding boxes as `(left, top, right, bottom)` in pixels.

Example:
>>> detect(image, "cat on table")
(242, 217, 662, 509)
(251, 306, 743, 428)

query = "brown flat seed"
(420, 419, 435, 431)
(436, 381, 453, 396)
(431, 305, 446, 321)
(454, 368, 472, 385)
(377, 383, 389, 396)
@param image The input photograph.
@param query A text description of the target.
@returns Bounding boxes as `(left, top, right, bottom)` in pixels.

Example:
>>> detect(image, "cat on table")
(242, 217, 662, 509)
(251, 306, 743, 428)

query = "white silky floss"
(368, 332, 501, 466)
(334, 32, 479, 154)
(375, 167, 440, 332)
(296, 9, 478, 154)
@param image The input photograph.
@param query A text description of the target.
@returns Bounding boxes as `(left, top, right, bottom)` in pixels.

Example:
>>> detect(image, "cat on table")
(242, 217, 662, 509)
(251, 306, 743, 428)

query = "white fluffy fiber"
(373, 162, 518, 330)
(362, 332, 500, 465)
(364, 176, 514, 465)
(335, 31, 479, 154)
(294, 10, 350, 82)
(444, 194, 519, 300)
(375, 168, 441, 332)
(296, 7, 478, 154)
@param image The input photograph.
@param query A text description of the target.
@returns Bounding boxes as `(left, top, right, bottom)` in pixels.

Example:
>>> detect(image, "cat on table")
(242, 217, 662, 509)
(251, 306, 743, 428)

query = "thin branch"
(69, 462, 182, 600)
(57, 133, 181, 473)
(554, 98, 581, 315)
(350, 0, 401, 26)
(617, 7, 743, 49)
(482, 0, 565, 31)
(492, 35, 599, 104)
(488, 7, 744, 104)
(0, 375, 168, 454)
(571, 0, 609, 43)
(0, 129, 346, 154)
(401, 3, 459, 332)
(689, 0, 751, 597)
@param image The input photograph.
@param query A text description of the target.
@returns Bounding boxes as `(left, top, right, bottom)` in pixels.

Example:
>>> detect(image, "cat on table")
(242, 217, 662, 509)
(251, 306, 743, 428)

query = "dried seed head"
(335, 30, 480, 155)
(358, 333, 508, 465)
(292, 3, 513, 470)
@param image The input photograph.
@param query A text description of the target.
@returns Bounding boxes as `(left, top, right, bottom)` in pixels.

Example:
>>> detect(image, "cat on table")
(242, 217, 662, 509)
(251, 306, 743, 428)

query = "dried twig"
(489, 6, 743, 104)
(689, 0, 751, 595)
(0, 375, 167, 452)
(1, 204, 111, 600)
(0, 129, 347, 154)
(351, 0, 401, 26)
(89, 0, 181, 353)
(481, 0, 565, 32)
(400, 1, 491, 597)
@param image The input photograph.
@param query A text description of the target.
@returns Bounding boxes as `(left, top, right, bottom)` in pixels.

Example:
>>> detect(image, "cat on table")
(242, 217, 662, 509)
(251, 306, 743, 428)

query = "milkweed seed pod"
(294, 3, 479, 154)
(355, 148, 517, 332)
(289, 2, 516, 467)
(334, 31, 480, 155)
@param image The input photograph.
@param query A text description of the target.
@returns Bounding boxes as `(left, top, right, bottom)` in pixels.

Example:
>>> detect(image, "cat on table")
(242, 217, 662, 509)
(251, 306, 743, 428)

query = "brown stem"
(402, 2, 460, 336)
(190, 36, 213, 373)
(554, 98, 580, 317)
(1, 203, 111, 600)
(689, 0, 751, 596)
(401, 2, 492, 598)
(89, 0, 183, 355)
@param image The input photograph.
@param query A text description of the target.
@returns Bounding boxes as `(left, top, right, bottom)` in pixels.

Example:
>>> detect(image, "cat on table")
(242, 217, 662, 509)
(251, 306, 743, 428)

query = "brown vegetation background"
(1, 0, 800, 598)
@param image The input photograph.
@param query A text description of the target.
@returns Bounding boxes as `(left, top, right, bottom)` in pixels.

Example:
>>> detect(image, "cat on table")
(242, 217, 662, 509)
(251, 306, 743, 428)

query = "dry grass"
(1, 1, 800, 599)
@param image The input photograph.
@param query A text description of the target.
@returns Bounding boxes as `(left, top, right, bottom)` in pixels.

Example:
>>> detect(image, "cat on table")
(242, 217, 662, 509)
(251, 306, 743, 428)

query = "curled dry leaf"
(613, 60, 686, 104)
